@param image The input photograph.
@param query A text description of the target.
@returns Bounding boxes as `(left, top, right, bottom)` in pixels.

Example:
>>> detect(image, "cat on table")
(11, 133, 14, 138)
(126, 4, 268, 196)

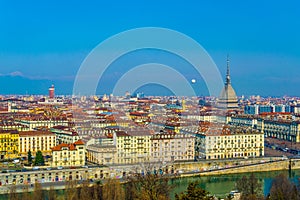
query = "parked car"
(13, 159, 20, 164)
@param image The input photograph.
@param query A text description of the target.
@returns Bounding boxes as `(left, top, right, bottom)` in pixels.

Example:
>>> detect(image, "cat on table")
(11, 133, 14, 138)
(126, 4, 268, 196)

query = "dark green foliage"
(175, 181, 213, 200)
(27, 150, 32, 164)
(34, 150, 44, 166)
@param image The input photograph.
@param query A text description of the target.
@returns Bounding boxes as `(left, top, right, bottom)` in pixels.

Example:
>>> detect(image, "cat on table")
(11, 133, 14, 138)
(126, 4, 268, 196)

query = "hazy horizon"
(1, 1, 300, 97)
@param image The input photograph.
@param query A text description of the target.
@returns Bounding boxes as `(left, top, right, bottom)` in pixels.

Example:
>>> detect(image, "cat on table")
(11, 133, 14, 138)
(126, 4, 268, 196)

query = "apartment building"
(151, 131, 195, 163)
(51, 140, 85, 167)
(19, 131, 56, 156)
(16, 117, 68, 130)
(115, 129, 151, 164)
(0, 130, 19, 159)
(257, 119, 300, 142)
(196, 122, 264, 159)
(50, 126, 81, 144)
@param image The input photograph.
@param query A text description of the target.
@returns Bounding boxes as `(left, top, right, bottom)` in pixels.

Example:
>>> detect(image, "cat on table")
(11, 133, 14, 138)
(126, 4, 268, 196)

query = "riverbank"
(1, 167, 299, 200)
(177, 158, 293, 178)
(0, 156, 298, 195)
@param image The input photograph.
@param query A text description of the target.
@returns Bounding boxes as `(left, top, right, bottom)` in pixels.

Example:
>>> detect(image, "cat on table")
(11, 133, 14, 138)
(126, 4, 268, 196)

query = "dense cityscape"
(2, 1, 300, 200)
(0, 58, 300, 199)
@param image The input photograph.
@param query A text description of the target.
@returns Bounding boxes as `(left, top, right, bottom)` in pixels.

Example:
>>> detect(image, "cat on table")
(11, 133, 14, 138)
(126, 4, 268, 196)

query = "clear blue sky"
(0, 1, 300, 96)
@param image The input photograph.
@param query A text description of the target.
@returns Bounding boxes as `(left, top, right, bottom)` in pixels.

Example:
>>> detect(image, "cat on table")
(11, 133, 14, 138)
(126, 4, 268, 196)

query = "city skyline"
(0, 1, 300, 96)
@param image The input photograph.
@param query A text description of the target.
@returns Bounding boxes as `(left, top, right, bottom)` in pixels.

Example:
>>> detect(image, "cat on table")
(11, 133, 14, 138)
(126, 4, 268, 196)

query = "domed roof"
(219, 84, 238, 101)
(217, 83, 239, 109)
(217, 56, 238, 109)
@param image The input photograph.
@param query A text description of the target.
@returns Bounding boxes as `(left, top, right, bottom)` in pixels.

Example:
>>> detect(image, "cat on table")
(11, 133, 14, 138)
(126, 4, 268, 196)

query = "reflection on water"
(170, 169, 300, 199)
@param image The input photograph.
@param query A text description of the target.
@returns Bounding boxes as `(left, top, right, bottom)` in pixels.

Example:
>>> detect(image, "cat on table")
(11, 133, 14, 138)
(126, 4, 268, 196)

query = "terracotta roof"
(52, 140, 84, 151)
(130, 111, 148, 116)
(19, 131, 55, 137)
(52, 125, 70, 130)
(116, 131, 130, 137)
(52, 143, 76, 151)
(260, 112, 291, 116)
(74, 139, 84, 145)
(0, 129, 19, 134)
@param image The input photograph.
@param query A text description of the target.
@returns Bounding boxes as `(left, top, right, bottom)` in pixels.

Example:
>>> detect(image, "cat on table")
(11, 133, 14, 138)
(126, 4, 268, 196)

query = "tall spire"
(226, 54, 231, 85)
(217, 54, 238, 110)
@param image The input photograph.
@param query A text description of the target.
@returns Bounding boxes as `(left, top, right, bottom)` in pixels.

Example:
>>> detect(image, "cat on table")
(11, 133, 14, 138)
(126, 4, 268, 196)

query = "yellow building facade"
(115, 130, 151, 164)
(202, 133, 264, 159)
(19, 131, 56, 156)
(196, 122, 264, 160)
(51, 140, 85, 167)
(0, 130, 19, 160)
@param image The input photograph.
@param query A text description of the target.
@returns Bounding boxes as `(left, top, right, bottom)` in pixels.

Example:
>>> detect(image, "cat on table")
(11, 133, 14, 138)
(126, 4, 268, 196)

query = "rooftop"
(19, 131, 55, 137)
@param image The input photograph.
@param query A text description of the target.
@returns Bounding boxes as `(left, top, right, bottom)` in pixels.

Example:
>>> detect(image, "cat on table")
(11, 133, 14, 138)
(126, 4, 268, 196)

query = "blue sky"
(0, 1, 300, 96)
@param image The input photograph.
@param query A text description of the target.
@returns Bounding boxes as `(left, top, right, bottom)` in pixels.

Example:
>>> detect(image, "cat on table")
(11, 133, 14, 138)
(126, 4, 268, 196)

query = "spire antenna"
(226, 54, 231, 84)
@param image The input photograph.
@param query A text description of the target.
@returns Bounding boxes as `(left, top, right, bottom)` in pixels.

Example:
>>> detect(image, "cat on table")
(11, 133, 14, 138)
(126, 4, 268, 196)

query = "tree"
(22, 185, 32, 200)
(102, 178, 125, 200)
(175, 181, 213, 200)
(47, 185, 57, 200)
(92, 183, 103, 200)
(28, 150, 32, 165)
(8, 184, 19, 200)
(123, 163, 174, 200)
(65, 180, 79, 200)
(33, 181, 44, 200)
(236, 173, 263, 200)
(79, 180, 93, 200)
(125, 173, 173, 200)
(34, 151, 44, 166)
(269, 173, 299, 200)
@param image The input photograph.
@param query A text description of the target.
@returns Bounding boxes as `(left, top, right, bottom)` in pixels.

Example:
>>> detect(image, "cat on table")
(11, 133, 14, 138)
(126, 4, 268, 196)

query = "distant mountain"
(0, 74, 209, 96)
(0, 75, 74, 95)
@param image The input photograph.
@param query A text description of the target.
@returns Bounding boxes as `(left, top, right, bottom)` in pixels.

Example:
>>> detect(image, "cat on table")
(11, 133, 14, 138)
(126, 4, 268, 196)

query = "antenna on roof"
(226, 54, 231, 84)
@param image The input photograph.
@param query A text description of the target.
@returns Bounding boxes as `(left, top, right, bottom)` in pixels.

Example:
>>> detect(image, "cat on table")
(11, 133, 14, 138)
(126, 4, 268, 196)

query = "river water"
(170, 169, 300, 199)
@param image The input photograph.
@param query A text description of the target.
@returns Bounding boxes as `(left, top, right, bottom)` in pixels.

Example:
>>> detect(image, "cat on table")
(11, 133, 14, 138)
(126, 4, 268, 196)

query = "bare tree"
(92, 181, 103, 200)
(102, 178, 125, 200)
(8, 184, 19, 200)
(47, 185, 57, 200)
(269, 173, 299, 200)
(236, 173, 263, 200)
(128, 173, 172, 200)
(65, 180, 79, 200)
(79, 180, 93, 200)
(33, 182, 43, 200)
(125, 163, 173, 200)
(22, 185, 32, 200)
